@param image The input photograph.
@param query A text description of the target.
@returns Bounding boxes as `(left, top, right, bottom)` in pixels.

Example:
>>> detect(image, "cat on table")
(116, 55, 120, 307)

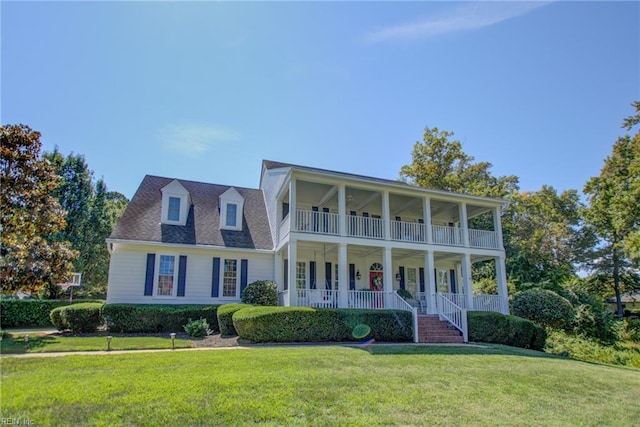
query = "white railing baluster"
(437, 294, 468, 343)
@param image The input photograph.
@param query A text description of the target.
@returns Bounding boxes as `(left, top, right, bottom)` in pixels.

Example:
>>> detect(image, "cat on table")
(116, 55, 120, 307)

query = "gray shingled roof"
(110, 175, 273, 250)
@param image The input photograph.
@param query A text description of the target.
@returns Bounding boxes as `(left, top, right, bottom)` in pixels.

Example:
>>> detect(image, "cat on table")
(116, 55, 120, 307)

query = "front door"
(369, 271, 383, 291)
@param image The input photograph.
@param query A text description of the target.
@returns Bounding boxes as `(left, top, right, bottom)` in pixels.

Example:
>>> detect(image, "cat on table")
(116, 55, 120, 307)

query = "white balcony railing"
(432, 225, 464, 246)
(295, 210, 339, 235)
(390, 220, 427, 243)
(472, 294, 507, 314)
(286, 209, 500, 249)
(347, 215, 384, 239)
(469, 229, 500, 249)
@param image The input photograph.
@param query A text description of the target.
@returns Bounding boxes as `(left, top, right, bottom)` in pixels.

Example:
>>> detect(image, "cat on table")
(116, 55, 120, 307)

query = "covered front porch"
(275, 240, 509, 316)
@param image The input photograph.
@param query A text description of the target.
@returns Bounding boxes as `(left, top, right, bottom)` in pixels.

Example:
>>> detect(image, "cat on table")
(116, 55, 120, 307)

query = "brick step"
(416, 316, 464, 344)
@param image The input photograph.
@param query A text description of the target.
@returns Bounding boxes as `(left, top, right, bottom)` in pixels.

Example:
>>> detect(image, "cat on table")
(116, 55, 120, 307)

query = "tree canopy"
(0, 125, 77, 294)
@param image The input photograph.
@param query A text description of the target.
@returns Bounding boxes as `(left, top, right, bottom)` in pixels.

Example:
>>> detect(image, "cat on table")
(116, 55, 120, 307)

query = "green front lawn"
(2, 345, 639, 425)
(0, 333, 191, 354)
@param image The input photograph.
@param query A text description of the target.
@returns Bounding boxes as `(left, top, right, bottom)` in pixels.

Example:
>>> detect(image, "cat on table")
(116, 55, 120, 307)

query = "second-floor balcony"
(282, 209, 501, 250)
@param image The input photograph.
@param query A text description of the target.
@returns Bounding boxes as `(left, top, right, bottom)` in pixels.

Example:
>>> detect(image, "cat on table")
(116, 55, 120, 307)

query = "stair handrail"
(391, 291, 419, 343)
(437, 293, 468, 343)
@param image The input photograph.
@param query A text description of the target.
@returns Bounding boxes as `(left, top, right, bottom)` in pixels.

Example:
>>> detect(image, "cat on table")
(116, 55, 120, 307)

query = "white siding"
(107, 242, 275, 304)
(260, 167, 289, 247)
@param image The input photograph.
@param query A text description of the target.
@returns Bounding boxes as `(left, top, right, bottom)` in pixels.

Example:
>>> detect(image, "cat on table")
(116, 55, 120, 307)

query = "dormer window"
(161, 180, 190, 226)
(225, 203, 238, 227)
(168, 197, 181, 221)
(220, 187, 244, 231)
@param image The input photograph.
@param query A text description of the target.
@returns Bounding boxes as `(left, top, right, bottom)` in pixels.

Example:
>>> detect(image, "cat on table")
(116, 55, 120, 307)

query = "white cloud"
(363, 1, 552, 44)
(158, 123, 240, 156)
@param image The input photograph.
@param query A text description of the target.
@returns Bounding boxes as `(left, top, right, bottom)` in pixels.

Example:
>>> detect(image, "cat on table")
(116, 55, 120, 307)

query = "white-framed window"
(157, 255, 176, 297)
(161, 180, 190, 226)
(296, 261, 306, 290)
(225, 203, 238, 227)
(219, 187, 244, 231)
(223, 259, 239, 297)
(168, 197, 181, 222)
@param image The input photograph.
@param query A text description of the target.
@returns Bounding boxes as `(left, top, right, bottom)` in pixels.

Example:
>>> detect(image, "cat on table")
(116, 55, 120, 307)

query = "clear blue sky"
(2, 1, 638, 200)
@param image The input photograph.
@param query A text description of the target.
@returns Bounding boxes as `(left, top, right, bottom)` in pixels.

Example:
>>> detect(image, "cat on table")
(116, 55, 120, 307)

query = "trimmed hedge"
(0, 299, 105, 328)
(217, 303, 252, 336)
(232, 306, 413, 343)
(50, 303, 104, 333)
(102, 304, 220, 333)
(468, 311, 547, 350)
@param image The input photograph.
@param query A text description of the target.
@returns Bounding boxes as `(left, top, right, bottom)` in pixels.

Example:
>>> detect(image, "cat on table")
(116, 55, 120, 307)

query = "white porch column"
(383, 246, 393, 302)
(289, 179, 297, 231)
(275, 250, 283, 294)
(338, 184, 346, 237)
(424, 197, 433, 244)
(338, 243, 348, 308)
(459, 202, 469, 247)
(382, 190, 390, 240)
(495, 255, 510, 314)
(425, 251, 437, 314)
(461, 253, 474, 310)
(287, 240, 297, 306)
(493, 206, 504, 250)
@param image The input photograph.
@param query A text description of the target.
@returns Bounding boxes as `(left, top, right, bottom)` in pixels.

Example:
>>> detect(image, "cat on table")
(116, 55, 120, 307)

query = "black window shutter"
(419, 267, 425, 293)
(325, 262, 332, 290)
(284, 259, 288, 290)
(177, 255, 187, 297)
(144, 254, 155, 296)
(211, 257, 220, 297)
(399, 266, 405, 290)
(349, 264, 356, 290)
(309, 261, 316, 289)
(240, 259, 248, 295)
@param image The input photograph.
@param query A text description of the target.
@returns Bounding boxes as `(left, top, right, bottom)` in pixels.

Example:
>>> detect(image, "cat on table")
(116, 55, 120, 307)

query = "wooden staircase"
(417, 315, 464, 343)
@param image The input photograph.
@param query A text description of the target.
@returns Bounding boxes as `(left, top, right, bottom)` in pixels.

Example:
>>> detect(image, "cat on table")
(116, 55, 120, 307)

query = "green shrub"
(217, 303, 251, 336)
(50, 303, 104, 333)
(396, 289, 413, 300)
(468, 311, 547, 350)
(241, 280, 278, 306)
(103, 304, 219, 333)
(0, 299, 105, 328)
(183, 318, 212, 338)
(232, 306, 412, 343)
(545, 329, 640, 368)
(512, 289, 574, 329)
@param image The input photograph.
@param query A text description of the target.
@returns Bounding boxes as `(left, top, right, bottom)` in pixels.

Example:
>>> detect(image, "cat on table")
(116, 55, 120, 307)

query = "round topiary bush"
(512, 289, 574, 330)
(241, 280, 278, 306)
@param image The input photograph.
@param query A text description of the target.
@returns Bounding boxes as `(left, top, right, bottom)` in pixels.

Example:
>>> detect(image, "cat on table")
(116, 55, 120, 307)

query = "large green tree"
(43, 148, 128, 299)
(0, 125, 77, 294)
(502, 186, 593, 287)
(583, 102, 640, 316)
(399, 126, 519, 198)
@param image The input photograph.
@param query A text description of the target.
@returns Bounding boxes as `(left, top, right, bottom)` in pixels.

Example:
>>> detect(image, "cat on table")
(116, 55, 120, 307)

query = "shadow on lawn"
(0, 335, 56, 354)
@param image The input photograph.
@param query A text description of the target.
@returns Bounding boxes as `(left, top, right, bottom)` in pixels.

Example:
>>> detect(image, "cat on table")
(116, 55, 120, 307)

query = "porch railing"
(347, 216, 384, 239)
(432, 225, 464, 246)
(469, 229, 500, 249)
(390, 220, 426, 243)
(472, 294, 507, 314)
(390, 291, 418, 343)
(437, 293, 468, 343)
(295, 210, 339, 235)
(348, 290, 385, 308)
(296, 289, 338, 308)
(286, 209, 500, 249)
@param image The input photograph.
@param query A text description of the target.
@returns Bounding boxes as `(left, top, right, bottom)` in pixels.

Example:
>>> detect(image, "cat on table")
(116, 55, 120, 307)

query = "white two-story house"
(107, 160, 510, 342)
